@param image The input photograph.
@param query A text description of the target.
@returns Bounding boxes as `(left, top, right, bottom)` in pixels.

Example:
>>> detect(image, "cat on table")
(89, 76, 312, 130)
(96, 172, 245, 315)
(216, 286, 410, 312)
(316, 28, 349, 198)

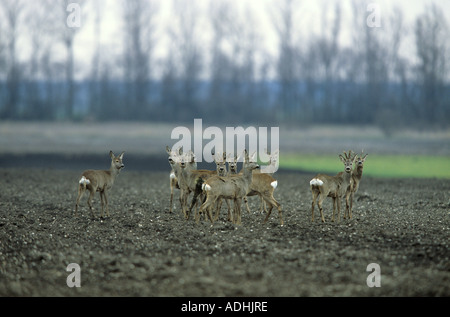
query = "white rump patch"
(79, 176, 90, 185)
(203, 184, 211, 192)
(170, 172, 176, 179)
(309, 178, 323, 186)
(271, 180, 278, 189)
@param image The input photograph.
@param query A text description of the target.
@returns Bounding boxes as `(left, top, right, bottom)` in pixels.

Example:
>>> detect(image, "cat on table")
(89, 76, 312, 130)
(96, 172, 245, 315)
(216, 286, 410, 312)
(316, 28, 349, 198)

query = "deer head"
(339, 150, 356, 173)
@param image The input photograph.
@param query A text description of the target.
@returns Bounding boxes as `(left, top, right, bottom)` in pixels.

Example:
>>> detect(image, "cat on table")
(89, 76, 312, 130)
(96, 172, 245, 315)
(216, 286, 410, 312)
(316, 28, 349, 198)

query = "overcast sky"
(38, 0, 450, 79)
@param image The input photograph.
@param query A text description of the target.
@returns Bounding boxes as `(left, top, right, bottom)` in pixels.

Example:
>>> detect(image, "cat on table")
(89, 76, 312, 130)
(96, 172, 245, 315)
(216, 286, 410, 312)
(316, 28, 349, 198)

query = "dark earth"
(0, 154, 449, 297)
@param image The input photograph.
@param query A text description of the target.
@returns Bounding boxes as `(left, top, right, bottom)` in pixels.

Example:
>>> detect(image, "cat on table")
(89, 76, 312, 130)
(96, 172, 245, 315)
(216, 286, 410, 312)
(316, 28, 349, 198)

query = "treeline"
(0, 0, 449, 128)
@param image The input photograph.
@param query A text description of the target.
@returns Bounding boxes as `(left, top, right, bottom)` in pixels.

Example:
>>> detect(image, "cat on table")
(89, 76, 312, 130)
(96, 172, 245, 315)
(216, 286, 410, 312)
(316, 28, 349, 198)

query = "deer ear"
(244, 149, 250, 162)
(119, 151, 125, 159)
(339, 154, 345, 162)
(110, 151, 115, 159)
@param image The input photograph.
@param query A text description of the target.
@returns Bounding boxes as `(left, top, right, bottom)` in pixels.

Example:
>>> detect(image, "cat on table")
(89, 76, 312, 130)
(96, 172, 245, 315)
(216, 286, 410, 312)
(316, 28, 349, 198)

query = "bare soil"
(0, 165, 449, 297)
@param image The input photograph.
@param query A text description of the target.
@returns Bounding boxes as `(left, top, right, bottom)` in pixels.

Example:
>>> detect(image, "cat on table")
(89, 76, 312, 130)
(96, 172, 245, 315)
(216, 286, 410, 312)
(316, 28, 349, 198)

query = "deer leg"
(181, 189, 190, 219)
(195, 193, 206, 223)
(75, 184, 86, 216)
(262, 196, 273, 223)
(262, 193, 273, 224)
(336, 196, 342, 222)
(344, 193, 350, 219)
(311, 191, 318, 222)
(225, 199, 232, 222)
(206, 199, 215, 224)
(262, 193, 282, 225)
(169, 181, 174, 213)
(273, 198, 283, 226)
(99, 191, 105, 218)
(213, 199, 222, 221)
(259, 195, 265, 213)
(187, 189, 200, 220)
(317, 193, 326, 223)
(87, 189, 96, 218)
(331, 197, 336, 222)
(103, 190, 109, 217)
(232, 198, 238, 224)
(199, 194, 212, 224)
(349, 193, 354, 219)
(235, 198, 243, 225)
(242, 196, 250, 214)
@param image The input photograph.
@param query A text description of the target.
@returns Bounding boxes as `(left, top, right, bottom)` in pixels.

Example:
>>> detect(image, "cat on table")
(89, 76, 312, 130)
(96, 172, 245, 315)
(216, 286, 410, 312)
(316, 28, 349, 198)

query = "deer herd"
(74, 148, 367, 226)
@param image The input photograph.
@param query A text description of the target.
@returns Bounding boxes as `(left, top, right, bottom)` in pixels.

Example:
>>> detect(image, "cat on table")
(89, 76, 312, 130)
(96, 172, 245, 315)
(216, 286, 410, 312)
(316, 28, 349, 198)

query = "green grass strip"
(280, 154, 450, 179)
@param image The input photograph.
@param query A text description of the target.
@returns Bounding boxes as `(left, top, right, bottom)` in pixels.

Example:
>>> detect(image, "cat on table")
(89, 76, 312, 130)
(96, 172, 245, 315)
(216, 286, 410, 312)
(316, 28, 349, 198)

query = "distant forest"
(0, 0, 449, 129)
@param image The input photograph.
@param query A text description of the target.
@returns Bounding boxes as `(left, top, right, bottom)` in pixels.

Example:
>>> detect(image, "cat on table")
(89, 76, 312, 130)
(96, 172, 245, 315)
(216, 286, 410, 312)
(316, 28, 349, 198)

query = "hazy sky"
(55, 0, 450, 79)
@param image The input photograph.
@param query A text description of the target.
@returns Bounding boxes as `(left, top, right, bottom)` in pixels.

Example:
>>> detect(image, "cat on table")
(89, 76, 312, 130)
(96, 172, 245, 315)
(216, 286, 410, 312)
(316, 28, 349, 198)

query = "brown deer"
(189, 152, 233, 222)
(310, 151, 356, 222)
(246, 149, 279, 214)
(177, 151, 218, 220)
(75, 151, 125, 218)
(344, 151, 368, 219)
(227, 151, 283, 225)
(166, 146, 183, 213)
(200, 150, 259, 225)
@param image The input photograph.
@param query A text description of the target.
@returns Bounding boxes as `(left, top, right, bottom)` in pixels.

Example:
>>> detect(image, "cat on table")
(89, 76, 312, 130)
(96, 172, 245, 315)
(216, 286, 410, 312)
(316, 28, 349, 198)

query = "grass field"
(280, 154, 450, 179)
(1, 121, 449, 178)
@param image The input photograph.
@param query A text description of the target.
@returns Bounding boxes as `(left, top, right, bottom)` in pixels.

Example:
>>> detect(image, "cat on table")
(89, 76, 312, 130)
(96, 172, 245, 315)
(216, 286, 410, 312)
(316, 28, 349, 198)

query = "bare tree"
(89, 0, 102, 120)
(271, 0, 302, 121)
(306, 2, 342, 121)
(38, 0, 86, 119)
(207, 1, 263, 123)
(23, 1, 56, 119)
(348, 1, 389, 123)
(415, 4, 449, 124)
(208, 0, 235, 121)
(165, 0, 203, 120)
(0, 0, 25, 119)
(122, 0, 158, 119)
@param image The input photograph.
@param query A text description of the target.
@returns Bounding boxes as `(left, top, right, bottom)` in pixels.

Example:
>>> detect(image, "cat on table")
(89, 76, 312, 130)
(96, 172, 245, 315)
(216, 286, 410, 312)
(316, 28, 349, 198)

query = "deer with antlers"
(227, 150, 283, 225)
(344, 151, 368, 219)
(200, 150, 260, 225)
(310, 151, 357, 222)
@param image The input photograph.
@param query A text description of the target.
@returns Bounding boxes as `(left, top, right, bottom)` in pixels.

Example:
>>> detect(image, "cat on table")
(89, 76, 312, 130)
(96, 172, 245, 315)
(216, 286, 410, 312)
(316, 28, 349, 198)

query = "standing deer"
(227, 151, 283, 225)
(189, 152, 233, 222)
(200, 150, 260, 225)
(177, 151, 217, 220)
(166, 146, 183, 213)
(344, 151, 368, 219)
(310, 151, 356, 222)
(245, 149, 279, 214)
(75, 151, 125, 218)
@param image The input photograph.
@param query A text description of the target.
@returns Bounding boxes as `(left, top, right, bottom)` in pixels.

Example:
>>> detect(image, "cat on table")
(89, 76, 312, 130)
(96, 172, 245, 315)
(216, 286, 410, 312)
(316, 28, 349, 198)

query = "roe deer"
(177, 151, 217, 220)
(189, 152, 233, 222)
(166, 146, 183, 213)
(228, 151, 283, 225)
(75, 151, 125, 218)
(200, 150, 260, 225)
(344, 151, 368, 219)
(310, 151, 356, 222)
(244, 149, 279, 214)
